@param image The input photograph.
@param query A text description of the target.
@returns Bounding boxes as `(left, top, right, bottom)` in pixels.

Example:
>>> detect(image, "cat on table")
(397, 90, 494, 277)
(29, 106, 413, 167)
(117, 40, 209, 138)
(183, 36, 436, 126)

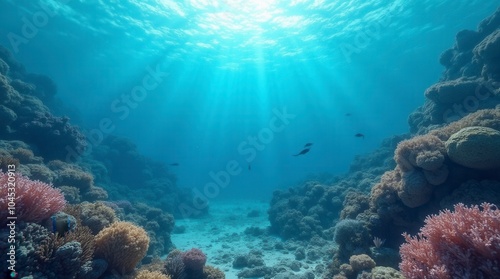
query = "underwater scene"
(1, 0, 500, 278)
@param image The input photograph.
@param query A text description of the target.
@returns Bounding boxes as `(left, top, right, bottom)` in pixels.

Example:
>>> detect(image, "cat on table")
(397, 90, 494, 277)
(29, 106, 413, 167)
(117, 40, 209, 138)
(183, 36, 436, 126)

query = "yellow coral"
(95, 221, 150, 275)
(134, 270, 171, 279)
(203, 265, 225, 279)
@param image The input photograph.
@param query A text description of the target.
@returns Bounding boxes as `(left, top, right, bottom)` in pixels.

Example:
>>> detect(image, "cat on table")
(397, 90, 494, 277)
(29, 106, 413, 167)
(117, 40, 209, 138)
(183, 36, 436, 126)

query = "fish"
(169, 163, 179, 166)
(248, 164, 251, 171)
(304, 143, 313, 147)
(293, 147, 311, 156)
(355, 133, 365, 139)
(345, 113, 352, 116)
(48, 215, 74, 235)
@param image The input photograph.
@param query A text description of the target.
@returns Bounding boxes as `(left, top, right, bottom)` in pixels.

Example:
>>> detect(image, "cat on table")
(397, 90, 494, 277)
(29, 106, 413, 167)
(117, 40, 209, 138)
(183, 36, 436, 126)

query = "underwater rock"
(474, 29, 500, 80)
(424, 78, 482, 104)
(446, 126, 500, 169)
(455, 29, 482, 51)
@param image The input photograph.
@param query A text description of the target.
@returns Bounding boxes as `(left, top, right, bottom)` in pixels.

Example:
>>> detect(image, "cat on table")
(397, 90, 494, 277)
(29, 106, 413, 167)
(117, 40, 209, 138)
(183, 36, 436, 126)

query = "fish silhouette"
(345, 113, 352, 116)
(248, 164, 251, 171)
(355, 133, 365, 139)
(304, 143, 313, 147)
(293, 147, 311, 156)
(169, 163, 179, 166)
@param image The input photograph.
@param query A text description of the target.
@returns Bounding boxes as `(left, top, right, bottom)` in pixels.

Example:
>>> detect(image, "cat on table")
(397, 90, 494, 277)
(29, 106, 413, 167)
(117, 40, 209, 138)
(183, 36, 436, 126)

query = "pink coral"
(400, 203, 500, 279)
(0, 171, 66, 224)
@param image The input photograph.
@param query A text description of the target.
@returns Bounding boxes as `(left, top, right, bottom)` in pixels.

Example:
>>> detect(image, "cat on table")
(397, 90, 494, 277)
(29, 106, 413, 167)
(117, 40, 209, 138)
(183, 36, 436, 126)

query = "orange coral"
(94, 221, 150, 275)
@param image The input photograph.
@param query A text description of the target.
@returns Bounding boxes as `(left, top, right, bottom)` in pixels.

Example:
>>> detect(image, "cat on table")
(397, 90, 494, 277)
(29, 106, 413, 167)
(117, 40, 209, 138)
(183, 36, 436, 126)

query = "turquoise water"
(0, 0, 498, 199)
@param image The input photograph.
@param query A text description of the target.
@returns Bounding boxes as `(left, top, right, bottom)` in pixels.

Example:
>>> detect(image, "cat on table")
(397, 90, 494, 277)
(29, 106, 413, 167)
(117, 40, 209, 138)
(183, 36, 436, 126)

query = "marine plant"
(400, 203, 500, 278)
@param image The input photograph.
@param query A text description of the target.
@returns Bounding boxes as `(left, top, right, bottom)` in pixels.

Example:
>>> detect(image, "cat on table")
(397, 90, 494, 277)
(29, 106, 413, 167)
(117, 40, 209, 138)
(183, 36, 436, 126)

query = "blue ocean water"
(0, 0, 498, 200)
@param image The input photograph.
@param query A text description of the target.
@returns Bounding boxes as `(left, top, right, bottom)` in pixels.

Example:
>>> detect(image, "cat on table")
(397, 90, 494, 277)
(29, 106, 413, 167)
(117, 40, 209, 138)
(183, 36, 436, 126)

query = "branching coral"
(94, 221, 150, 275)
(400, 203, 500, 278)
(0, 171, 66, 224)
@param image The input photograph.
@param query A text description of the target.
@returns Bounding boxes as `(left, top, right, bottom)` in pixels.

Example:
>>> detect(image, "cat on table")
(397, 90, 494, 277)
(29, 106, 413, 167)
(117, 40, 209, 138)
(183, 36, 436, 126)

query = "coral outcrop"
(94, 221, 150, 275)
(445, 126, 500, 169)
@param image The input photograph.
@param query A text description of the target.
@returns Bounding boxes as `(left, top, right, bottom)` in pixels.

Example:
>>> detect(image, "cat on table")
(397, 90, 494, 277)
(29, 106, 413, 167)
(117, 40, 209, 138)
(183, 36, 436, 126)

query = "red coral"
(182, 248, 207, 271)
(400, 203, 500, 279)
(0, 171, 66, 225)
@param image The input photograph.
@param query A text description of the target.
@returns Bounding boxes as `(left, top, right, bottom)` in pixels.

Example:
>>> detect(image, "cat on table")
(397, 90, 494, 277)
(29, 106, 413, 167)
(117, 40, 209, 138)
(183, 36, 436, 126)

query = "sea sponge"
(445, 126, 500, 169)
(349, 254, 376, 272)
(94, 221, 150, 275)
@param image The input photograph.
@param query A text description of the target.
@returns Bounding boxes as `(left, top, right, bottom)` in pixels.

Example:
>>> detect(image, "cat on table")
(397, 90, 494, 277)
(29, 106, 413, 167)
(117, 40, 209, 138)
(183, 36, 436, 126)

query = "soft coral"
(400, 203, 500, 279)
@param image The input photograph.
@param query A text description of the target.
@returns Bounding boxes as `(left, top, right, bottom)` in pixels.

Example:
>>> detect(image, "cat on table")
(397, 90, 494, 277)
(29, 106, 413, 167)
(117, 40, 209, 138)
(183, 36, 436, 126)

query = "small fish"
(345, 113, 352, 116)
(304, 143, 313, 147)
(355, 133, 365, 139)
(248, 164, 251, 171)
(169, 163, 179, 166)
(293, 148, 311, 156)
(49, 215, 74, 235)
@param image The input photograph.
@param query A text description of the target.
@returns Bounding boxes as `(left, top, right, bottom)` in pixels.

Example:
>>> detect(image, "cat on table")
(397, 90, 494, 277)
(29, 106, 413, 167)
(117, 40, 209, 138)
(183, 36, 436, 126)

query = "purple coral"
(181, 248, 207, 272)
(400, 203, 500, 279)
(0, 171, 66, 224)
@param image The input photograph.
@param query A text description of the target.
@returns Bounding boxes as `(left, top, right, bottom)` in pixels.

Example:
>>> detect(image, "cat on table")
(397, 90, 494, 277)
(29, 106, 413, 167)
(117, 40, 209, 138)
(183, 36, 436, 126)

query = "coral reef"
(400, 203, 500, 278)
(94, 221, 150, 275)
(349, 254, 376, 273)
(135, 270, 172, 279)
(0, 47, 86, 161)
(0, 171, 66, 224)
(163, 249, 186, 279)
(445, 126, 500, 169)
(181, 248, 207, 278)
(268, 135, 400, 241)
(78, 202, 118, 234)
(333, 219, 371, 261)
(409, 7, 500, 134)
